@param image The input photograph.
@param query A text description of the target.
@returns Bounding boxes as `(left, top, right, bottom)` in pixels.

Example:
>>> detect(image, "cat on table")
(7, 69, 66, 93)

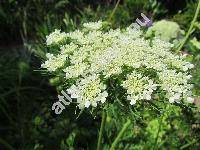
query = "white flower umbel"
(46, 29, 67, 46)
(67, 74, 108, 109)
(122, 71, 157, 105)
(83, 21, 103, 30)
(158, 70, 193, 103)
(41, 53, 66, 72)
(42, 21, 195, 109)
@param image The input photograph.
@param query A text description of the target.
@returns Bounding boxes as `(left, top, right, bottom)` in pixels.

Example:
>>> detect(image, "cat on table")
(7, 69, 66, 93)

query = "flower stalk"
(176, 0, 200, 52)
(97, 110, 107, 150)
(110, 119, 131, 150)
(108, 0, 121, 22)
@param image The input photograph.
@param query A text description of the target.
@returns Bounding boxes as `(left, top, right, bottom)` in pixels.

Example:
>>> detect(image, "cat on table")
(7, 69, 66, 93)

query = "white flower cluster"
(67, 74, 108, 109)
(158, 70, 194, 103)
(46, 29, 67, 46)
(83, 20, 103, 30)
(41, 53, 66, 72)
(122, 71, 157, 105)
(42, 21, 194, 109)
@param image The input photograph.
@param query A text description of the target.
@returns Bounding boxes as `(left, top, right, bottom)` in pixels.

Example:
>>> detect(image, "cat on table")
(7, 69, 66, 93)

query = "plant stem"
(180, 140, 197, 149)
(176, 0, 200, 52)
(110, 119, 131, 150)
(108, 0, 121, 22)
(152, 116, 163, 150)
(97, 110, 106, 150)
(0, 138, 15, 150)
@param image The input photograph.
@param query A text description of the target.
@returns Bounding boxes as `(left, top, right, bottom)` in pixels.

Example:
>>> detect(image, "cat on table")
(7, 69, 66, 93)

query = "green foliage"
(173, 0, 200, 29)
(190, 37, 200, 50)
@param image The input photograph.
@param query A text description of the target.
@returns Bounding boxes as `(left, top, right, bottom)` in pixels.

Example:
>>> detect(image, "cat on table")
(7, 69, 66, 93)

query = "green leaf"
(194, 22, 200, 30)
(190, 37, 200, 50)
(55, 0, 69, 9)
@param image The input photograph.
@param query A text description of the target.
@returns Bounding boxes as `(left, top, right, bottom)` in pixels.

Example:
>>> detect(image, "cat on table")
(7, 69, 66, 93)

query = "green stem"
(0, 138, 15, 150)
(180, 140, 197, 149)
(152, 116, 163, 150)
(97, 110, 106, 150)
(176, 0, 200, 52)
(108, 0, 121, 22)
(110, 119, 131, 150)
